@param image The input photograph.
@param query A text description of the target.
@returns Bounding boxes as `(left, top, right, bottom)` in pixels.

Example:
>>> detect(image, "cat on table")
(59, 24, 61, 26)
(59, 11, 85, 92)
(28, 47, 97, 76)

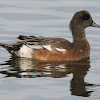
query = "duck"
(0, 10, 100, 61)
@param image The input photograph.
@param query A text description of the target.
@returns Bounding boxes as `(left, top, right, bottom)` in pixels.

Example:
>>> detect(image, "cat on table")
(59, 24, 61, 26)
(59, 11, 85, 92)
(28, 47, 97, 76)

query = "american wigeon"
(0, 10, 100, 61)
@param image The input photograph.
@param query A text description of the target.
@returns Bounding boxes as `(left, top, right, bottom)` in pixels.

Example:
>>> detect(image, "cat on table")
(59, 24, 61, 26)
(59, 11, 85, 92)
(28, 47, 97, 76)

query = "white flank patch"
(43, 45, 52, 51)
(18, 45, 33, 58)
(55, 48, 67, 51)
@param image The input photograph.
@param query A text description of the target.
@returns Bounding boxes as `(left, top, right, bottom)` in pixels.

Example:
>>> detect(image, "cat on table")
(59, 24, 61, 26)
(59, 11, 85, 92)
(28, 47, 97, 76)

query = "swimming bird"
(0, 10, 100, 61)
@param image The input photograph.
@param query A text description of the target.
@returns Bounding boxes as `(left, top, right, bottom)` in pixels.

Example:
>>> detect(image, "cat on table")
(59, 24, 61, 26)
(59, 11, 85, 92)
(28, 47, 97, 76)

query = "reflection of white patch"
(55, 48, 66, 51)
(43, 45, 52, 51)
(18, 45, 33, 58)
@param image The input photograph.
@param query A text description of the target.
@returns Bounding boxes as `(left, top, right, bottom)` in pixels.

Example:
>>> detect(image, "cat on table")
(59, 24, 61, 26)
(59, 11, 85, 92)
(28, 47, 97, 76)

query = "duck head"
(70, 10, 100, 41)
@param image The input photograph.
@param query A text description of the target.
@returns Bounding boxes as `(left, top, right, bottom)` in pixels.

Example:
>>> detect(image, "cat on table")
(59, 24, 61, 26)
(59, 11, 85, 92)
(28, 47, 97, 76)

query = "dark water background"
(0, 0, 100, 100)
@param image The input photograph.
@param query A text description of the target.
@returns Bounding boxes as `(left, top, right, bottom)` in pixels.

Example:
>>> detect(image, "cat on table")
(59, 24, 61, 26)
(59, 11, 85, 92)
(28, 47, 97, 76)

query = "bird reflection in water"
(0, 56, 93, 97)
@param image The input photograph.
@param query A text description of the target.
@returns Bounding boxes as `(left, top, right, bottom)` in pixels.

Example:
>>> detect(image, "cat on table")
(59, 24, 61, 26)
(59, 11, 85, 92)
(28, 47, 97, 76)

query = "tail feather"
(0, 42, 23, 54)
(0, 43, 9, 50)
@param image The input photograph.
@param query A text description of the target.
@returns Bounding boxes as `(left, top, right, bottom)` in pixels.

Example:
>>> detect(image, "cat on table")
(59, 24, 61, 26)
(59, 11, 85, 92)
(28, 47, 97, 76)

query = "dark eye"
(83, 15, 90, 20)
(85, 16, 89, 20)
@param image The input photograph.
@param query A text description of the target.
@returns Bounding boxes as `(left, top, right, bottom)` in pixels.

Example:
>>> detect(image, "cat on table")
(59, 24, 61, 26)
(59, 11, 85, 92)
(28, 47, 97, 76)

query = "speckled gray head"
(70, 10, 100, 31)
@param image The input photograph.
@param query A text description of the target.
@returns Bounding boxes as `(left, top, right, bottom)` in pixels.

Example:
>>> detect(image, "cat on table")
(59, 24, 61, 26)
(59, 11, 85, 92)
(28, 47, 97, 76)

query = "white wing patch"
(55, 48, 67, 51)
(43, 45, 67, 52)
(43, 45, 52, 51)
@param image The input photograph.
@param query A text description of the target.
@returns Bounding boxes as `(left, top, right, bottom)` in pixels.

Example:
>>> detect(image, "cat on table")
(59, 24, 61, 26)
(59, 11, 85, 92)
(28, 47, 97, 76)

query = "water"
(0, 0, 100, 100)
